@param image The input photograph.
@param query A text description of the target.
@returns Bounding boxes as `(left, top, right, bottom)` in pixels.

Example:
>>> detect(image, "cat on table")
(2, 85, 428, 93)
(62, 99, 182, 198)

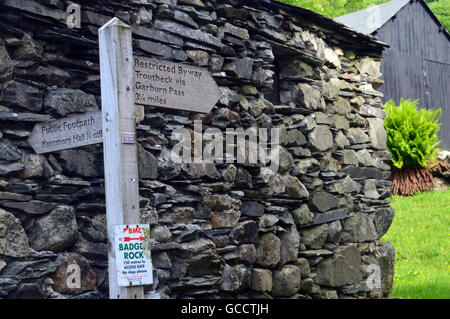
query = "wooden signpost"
(26, 16, 221, 299)
(27, 111, 102, 154)
(99, 17, 147, 299)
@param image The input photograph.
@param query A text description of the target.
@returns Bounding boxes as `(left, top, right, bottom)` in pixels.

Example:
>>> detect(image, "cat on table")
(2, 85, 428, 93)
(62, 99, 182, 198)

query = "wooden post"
(99, 18, 144, 299)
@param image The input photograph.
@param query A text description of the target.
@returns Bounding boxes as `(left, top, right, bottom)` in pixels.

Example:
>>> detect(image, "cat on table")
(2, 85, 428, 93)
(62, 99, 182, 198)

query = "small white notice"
(114, 224, 153, 287)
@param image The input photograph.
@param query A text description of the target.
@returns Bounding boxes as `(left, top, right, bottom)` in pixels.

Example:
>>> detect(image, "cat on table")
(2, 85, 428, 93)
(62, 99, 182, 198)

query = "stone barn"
(0, 0, 395, 299)
(336, 0, 450, 150)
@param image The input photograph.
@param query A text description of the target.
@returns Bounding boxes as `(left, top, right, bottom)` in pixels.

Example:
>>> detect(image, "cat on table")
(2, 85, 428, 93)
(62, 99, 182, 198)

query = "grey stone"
(328, 176, 361, 194)
(0, 140, 21, 161)
(311, 192, 339, 212)
(310, 208, 348, 226)
(1, 200, 57, 215)
(373, 207, 395, 240)
(291, 83, 325, 111)
(340, 150, 359, 166)
(1, 259, 60, 280)
(0, 278, 19, 298)
(13, 33, 43, 60)
(283, 176, 309, 199)
(221, 264, 251, 291)
(335, 131, 350, 149)
(187, 50, 209, 66)
(331, 97, 351, 115)
(347, 128, 370, 144)
(356, 149, 375, 166)
(341, 213, 378, 243)
(364, 179, 380, 199)
(367, 118, 387, 150)
(153, 19, 222, 48)
(151, 225, 172, 243)
(309, 126, 333, 151)
(1, 81, 42, 112)
(0, 163, 24, 176)
(302, 224, 328, 249)
(19, 154, 54, 178)
(375, 242, 395, 296)
(259, 214, 279, 229)
(272, 265, 301, 297)
(327, 220, 342, 244)
(223, 57, 254, 79)
(241, 201, 265, 217)
(44, 88, 98, 116)
(230, 220, 258, 245)
(136, 39, 188, 61)
(0, 208, 31, 257)
(0, 39, 13, 81)
(292, 204, 313, 226)
(251, 268, 272, 292)
(256, 233, 281, 268)
(279, 225, 300, 265)
(221, 22, 249, 40)
(210, 209, 241, 228)
(27, 205, 79, 252)
(73, 237, 107, 260)
(295, 158, 320, 175)
(138, 145, 158, 179)
(58, 148, 104, 178)
(314, 245, 363, 287)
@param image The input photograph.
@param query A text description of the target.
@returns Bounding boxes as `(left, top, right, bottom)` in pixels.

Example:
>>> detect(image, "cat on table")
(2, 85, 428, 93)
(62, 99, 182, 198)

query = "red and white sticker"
(114, 224, 153, 287)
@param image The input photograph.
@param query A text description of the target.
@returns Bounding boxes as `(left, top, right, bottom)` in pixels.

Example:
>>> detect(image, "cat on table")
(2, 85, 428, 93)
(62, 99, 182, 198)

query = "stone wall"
(0, 0, 395, 299)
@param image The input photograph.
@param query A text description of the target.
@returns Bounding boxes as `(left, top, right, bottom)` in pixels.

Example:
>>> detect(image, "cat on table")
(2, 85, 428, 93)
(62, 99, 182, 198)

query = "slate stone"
(0, 140, 21, 161)
(310, 192, 339, 212)
(1, 81, 42, 112)
(27, 205, 79, 252)
(375, 242, 395, 296)
(44, 88, 98, 116)
(301, 224, 328, 249)
(223, 57, 254, 79)
(153, 19, 222, 48)
(272, 265, 301, 297)
(279, 225, 300, 265)
(314, 245, 363, 287)
(367, 118, 387, 150)
(291, 83, 325, 111)
(58, 148, 104, 178)
(1, 259, 60, 280)
(220, 264, 251, 291)
(309, 126, 333, 152)
(342, 166, 391, 180)
(138, 145, 158, 179)
(255, 233, 281, 268)
(230, 220, 258, 245)
(341, 213, 378, 243)
(0, 39, 14, 81)
(1, 200, 56, 215)
(0, 208, 31, 257)
(292, 204, 313, 226)
(251, 268, 272, 292)
(373, 206, 395, 240)
(283, 176, 309, 199)
(19, 154, 54, 178)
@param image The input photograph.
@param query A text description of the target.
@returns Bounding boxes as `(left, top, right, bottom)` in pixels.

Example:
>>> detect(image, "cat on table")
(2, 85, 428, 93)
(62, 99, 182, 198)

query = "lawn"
(381, 190, 450, 299)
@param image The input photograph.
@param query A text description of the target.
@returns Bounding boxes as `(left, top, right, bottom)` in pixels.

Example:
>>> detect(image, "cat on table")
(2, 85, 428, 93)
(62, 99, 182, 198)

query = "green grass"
(381, 190, 450, 299)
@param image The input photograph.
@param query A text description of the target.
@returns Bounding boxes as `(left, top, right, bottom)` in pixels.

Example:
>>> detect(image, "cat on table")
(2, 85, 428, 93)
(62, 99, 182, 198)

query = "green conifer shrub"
(384, 98, 442, 170)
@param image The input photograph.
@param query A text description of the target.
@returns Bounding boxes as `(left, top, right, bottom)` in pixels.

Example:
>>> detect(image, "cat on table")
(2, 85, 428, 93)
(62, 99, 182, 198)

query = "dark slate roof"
(334, 0, 450, 41)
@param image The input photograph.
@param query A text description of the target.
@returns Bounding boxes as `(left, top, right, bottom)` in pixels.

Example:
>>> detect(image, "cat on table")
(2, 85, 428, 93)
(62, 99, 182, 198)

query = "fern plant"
(384, 98, 442, 170)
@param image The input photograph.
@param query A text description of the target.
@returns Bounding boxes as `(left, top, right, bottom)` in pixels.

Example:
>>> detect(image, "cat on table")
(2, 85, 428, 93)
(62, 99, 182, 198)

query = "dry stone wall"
(0, 0, 395, 299)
